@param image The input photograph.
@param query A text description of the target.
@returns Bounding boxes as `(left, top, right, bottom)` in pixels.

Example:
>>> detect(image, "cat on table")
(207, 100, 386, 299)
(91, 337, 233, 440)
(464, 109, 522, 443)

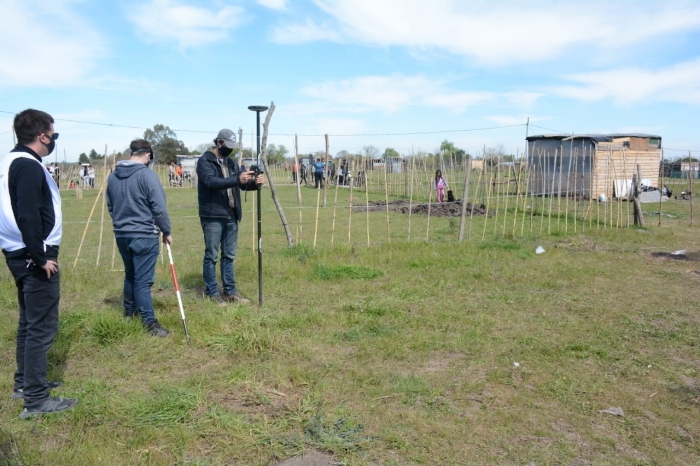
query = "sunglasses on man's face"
(44, 133, 59, 141)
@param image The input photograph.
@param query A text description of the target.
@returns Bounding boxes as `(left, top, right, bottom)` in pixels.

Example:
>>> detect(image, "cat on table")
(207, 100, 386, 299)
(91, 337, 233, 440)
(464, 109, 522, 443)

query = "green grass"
(0, 186, 699, 464)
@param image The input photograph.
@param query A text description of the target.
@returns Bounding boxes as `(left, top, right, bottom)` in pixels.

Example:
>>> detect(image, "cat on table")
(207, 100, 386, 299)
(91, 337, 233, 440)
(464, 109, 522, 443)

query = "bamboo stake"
(110, 126, 118, 268)
(96, 146, 110, 266)
(73, 182, 107, 269)
(540, 151, 549, 236)
(603, 150, 609, 229)
(313, 173, 321, 248)
(529, 148, 537, 235)
(482, 165, 494, 240)
(426, 170, 433, 242)
(622, 148, 630, 228)
(459, 158, 472, 241)
(512, 159, 524, 237)
(323, 134, 329, 208)
(408, 156, 416, 241)
(502, 162, 511, 236)
(557, 144, 564, 230)
(364, 156, 370, 246)
(493, 156, 501, 237)
(594, 146, 599, 229)
(521, 161, 530, 236)
(690, 150, 694, 227)
(658, 149, 664, 227)
(383, 156, 391, 243)
(330, 157, 341, 245)
(573, 147, 579, 232)
(295, 135, 303, 244)
(468, 159, 483, 240)
(565, 143, 573, 232)
(348, 156, 357, 244)
(581, 147, 598, 230)
(547, 150, 557, 235)
(609, 151, 620, 228)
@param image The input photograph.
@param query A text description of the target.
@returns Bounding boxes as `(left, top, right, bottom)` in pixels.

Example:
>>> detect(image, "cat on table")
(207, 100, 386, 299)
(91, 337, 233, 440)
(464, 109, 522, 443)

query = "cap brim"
(222, 139, 237, 149)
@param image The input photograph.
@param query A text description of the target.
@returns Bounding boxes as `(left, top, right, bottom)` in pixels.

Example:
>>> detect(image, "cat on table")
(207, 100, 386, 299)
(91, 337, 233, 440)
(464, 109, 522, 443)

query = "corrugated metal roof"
(527, 133, 662, 142)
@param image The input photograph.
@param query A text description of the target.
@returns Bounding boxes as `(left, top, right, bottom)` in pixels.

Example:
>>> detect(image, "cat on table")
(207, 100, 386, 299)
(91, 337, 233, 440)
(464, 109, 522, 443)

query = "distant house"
(526, 134, 662, 198)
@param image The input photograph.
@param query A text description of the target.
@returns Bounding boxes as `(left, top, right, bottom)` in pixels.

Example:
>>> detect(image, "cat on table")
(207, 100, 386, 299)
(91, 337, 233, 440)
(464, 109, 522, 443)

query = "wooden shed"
(526, 134, 662, 199)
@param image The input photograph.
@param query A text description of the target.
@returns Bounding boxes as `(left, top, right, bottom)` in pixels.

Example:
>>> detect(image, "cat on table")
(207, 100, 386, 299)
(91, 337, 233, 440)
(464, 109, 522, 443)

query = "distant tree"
(143, 124, 189, 165)
(383, 147, 400, 159)
(362, 145, 380, 159)
(88, 149, 104, 160)
(192, 143, 211, 155)
(439, 140, 456, 154)
(78, 152, 89, 164)
(265, 144, 288, 165)
(336, 150, 350, 159)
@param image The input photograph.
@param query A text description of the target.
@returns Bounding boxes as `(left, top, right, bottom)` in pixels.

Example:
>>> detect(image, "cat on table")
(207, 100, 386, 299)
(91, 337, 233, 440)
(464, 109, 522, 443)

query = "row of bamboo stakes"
(64, 141, 697, 269)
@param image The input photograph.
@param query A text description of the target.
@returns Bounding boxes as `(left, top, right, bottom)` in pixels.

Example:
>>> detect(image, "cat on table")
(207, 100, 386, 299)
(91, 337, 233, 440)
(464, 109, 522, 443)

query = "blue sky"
(1, 0, 699, 162)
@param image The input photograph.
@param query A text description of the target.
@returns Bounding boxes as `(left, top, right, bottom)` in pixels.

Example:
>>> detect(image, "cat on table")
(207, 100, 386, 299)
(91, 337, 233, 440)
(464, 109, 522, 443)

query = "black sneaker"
(11, 381, 63, 400)
(19, 396, 78, 419)
(208, 294, 228, 307)
(146, 321, 170, 338)
(223, 293, 251, 304)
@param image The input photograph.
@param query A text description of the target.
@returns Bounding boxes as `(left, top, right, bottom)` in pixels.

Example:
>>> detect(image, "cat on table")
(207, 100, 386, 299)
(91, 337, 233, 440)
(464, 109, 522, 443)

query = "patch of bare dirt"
(207, 386, 296, 419)
(275, 450, 337, 466)
(420, 351, 465, 373)
(650, 251, 700, 262)
(352, 200, 491, 217)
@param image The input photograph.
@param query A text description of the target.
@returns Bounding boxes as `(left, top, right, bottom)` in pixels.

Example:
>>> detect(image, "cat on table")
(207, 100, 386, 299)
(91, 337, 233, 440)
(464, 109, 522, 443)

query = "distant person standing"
(107, 139, 171, 337)
(292, 161, 298, 184)
(300, 163, 308, 185)
(197, 129, 263, 306)
(434, 169, 448, 203)
(314, 158, 325, 189)
(88, 165, 95, 188)
(0, 109, 78, 419)
(82, 165, 90, 188)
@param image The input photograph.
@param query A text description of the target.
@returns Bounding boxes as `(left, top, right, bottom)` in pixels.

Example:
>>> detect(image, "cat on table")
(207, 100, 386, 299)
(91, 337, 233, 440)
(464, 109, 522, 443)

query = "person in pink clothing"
(434, 169, 448, 203)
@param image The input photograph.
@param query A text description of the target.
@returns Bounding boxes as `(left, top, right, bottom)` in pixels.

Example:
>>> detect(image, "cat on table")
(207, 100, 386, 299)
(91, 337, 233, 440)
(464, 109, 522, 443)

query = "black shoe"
(146, 321, 170, 338)
(19, 396, 78, 419)
(11, 381, 63, 400)
(208, 294, 228, 307)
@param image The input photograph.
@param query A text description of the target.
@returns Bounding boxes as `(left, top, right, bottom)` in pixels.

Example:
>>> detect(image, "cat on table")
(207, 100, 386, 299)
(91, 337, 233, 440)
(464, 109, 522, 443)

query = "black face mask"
(43, 132, 58, 155)
(219, 145, 233, 157)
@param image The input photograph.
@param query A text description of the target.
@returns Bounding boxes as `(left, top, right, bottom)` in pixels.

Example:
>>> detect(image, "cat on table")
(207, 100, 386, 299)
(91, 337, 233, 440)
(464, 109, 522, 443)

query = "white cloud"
(128, 0, 245, 47)
(484, 115, 547, 127)
(270, 18, 341, 43)
(0, 0, 103, 87)
(271, 0, 700, 65)
(256, 0, 287, 10)
(301, 75, 494, 113)
(553, 58, 700, 105)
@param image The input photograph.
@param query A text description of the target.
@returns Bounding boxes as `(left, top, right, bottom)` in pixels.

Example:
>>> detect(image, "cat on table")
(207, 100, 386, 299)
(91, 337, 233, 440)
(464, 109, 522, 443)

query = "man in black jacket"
(0, 109, 78, 419)
(197, 129, 263, 306)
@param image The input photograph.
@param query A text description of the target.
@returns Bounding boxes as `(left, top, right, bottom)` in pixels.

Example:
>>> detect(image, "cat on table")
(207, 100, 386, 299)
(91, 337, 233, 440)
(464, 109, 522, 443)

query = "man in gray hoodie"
(106, 139, 171, 337)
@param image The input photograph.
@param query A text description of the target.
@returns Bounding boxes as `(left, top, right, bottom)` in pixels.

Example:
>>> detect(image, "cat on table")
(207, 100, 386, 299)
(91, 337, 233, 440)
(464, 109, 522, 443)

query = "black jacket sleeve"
(196, 154, 240, 191)
(10, 160, 51, 266)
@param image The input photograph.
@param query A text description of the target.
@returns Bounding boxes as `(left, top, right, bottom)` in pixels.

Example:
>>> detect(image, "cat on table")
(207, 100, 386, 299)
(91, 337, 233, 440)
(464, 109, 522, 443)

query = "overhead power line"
(0, 109, 526, 137)
(2, 109, 697, 151)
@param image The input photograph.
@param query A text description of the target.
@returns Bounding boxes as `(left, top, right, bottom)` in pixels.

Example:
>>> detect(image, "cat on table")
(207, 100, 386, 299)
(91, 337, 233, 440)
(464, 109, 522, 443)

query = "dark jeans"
(116, 237, 159, 324)
(6, 255, 60, 407)
(314, 172, 323, 188)
(201, 218, 239, 297)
